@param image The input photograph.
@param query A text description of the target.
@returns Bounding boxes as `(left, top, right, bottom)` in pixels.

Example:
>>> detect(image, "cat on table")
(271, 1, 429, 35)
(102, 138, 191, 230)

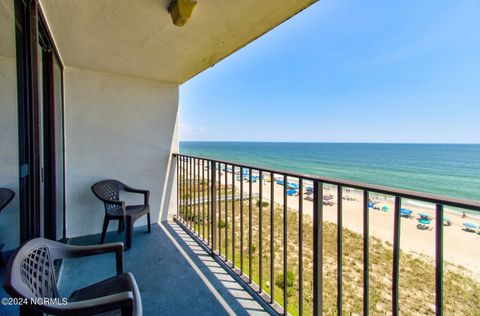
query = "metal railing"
(173, 153, 480, 316)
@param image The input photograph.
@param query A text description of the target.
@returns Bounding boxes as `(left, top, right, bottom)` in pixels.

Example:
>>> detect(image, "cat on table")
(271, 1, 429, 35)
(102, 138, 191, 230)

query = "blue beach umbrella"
(287, 189, 298, 196)
(463, 222, 479, 229)
(418, 218, 431, 225)
(276, 179, 284, 185)
(418, 212, 430, 219)
(400, 208, 413, 216)
(368, 202, 374, 208)
(305, 186, 313, 192)
(287, 182, 299, 190)
(382, 206, 389, 212)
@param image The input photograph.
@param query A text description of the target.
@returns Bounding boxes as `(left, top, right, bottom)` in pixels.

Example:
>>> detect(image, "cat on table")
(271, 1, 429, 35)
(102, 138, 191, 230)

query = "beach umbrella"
(382, 206, 389, 212)
(287, 183, 299, 190)
(463, 222, 479, 229)
(418, 212, 430, 219)
(368, 202, 374, 208)
(305, 186, 313, 192)
(400, 208, 413, 216)
(418, 218, 431, 225)
(287, 189, 298, 196)
(276, 179, 284, 185)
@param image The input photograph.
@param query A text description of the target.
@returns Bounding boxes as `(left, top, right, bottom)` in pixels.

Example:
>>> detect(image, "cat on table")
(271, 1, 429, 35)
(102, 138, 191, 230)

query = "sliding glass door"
(37, 15, 65, 241)
(0, 0, 20, 261)
(0, 0, 65, 263)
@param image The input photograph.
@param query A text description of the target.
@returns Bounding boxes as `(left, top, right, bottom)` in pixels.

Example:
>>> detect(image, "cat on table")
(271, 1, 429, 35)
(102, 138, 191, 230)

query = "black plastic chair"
(91, 180, 151, 250)
(3, 238, 142, 315)
(0, 188, 15, 212)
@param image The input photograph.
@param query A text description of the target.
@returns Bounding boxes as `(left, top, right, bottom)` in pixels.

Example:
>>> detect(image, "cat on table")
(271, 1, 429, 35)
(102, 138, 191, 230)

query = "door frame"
(15, 0, 65, 242)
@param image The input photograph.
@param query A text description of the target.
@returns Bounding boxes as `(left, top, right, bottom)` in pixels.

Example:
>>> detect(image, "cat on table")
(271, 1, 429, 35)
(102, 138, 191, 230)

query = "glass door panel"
(37, 24, 65, 240)
(0, 0, 20, 261)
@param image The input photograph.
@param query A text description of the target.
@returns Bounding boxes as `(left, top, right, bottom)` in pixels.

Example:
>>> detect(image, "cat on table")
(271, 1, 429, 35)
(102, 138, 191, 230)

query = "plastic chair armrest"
(52, 242, 124, 274)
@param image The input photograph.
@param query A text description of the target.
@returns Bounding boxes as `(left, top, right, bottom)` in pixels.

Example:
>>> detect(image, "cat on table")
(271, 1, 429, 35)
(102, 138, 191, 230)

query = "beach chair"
(0, 188, 15, 265)
(92, 180, 151, 250)
(0, 188, 15, 212)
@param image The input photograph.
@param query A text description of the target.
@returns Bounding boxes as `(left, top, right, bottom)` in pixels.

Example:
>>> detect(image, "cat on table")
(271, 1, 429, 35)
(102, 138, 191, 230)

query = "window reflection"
(0, 0, 19, 258)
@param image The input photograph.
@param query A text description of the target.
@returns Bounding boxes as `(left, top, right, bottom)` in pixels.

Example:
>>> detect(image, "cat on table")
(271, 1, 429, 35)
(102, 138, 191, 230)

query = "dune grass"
(179, 181, 480, 315)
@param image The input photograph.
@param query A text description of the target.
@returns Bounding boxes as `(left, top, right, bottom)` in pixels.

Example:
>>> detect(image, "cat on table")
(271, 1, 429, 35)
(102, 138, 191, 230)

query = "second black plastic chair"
(91, 180, 151, 249)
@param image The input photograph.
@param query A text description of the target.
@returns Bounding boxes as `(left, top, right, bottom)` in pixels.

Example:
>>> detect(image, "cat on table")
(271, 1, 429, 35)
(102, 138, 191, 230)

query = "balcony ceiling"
(39, 0, 317, 84)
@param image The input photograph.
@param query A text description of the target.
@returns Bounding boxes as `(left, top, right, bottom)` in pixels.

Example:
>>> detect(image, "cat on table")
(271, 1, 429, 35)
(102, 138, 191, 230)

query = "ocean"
(180, 142, 480, 203)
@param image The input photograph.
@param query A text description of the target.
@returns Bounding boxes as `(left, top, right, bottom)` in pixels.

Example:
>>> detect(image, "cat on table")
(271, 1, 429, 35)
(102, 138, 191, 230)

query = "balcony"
(2, 153, 479, 315)
(1, 2, 479, 315)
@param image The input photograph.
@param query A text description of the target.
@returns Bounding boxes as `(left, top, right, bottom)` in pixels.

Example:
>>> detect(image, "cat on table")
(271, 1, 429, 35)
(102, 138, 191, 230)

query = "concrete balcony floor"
(58, 221, 272, 316)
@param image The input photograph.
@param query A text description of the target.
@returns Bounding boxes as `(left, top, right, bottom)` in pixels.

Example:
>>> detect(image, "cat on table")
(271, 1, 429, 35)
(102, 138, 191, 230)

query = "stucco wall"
(0, 55, 19, 251)
(64, 67, 179, 238)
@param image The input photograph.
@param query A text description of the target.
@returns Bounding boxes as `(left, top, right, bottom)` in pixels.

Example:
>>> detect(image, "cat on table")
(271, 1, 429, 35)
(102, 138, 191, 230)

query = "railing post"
(363, 191, 370, 316)
(298, 178, 304, 316)
(248, 168, 253, 283)
(313, 181, 323, 316)
(211, 161, 217, 253)
(202, 159, 205, 239)
(259, 170, 263, 292)
(270, 172, 275, 304)
(240, 167, 244, 274)
(392, 196, 401, 315)
(176, 155, 179, 219)
(283, 175, 288, 312)
(435, 203, 444, 316)
(225, 164, 228, 261)
(337, 185, 343, 316)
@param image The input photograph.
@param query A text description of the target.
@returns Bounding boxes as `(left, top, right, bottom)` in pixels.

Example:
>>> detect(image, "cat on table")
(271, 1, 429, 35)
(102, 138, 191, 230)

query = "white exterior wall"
(64, 67, 178, 238)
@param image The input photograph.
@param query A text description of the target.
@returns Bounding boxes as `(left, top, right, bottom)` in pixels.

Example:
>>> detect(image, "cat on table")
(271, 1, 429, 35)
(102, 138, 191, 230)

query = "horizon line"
(180, 140, 480, 145)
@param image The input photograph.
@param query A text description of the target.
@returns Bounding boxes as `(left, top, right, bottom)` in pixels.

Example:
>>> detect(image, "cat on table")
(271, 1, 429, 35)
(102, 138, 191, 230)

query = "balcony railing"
(173, 153, 480, 316)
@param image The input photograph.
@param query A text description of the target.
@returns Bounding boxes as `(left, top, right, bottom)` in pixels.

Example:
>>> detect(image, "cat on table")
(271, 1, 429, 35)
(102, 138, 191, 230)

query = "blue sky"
(179, 0, 480, 143)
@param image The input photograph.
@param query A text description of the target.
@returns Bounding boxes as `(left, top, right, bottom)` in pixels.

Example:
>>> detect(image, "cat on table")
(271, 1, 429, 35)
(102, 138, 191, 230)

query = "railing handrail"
(173, 153, 480, 212)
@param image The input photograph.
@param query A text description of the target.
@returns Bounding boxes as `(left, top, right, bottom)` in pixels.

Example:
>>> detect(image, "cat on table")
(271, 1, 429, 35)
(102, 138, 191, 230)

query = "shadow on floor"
(60, 221, 271, 316)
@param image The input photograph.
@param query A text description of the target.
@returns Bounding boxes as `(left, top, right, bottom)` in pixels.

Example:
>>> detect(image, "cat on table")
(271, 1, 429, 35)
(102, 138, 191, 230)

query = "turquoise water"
(180, 142, 480, 202)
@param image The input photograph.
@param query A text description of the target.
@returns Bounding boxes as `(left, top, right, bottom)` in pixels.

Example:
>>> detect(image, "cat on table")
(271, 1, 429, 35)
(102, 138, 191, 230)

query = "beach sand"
(224, 171, 480, 278)
(183, 161, 480, 278)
